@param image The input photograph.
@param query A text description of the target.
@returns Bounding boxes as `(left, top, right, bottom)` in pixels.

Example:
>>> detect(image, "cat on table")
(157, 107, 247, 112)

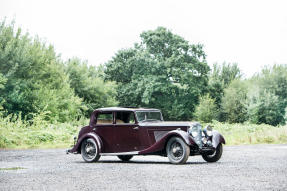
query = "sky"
(1, 0, 287, 77)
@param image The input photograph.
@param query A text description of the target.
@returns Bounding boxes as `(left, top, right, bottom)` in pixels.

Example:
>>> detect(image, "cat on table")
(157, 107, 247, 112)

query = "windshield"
(136, 111, 162, 122)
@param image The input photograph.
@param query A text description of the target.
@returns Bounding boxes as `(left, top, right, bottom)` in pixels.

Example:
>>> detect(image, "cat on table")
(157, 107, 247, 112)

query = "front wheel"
(166, 137, 190, 164)
(117, 155, 133, 161)
(81, 138, 101, 163)
(202, 143, 223, 162)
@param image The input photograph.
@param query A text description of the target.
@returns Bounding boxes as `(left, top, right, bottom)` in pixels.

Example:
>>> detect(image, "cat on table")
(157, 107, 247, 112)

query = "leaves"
(105, 27, 209, 120)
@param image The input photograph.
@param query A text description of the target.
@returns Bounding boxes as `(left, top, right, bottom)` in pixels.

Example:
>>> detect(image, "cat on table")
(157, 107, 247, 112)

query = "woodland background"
(1, 20, 286, 148)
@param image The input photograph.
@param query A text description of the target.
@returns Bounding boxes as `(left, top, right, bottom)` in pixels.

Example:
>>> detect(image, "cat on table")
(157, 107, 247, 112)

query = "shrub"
(194, 94, 217, 122)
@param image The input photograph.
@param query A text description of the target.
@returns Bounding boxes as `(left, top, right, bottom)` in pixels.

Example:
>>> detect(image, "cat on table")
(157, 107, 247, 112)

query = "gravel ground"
(0, 145, 287, 191)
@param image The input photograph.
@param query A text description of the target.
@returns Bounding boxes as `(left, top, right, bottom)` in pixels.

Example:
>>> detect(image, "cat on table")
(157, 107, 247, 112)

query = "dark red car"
(67, 107, 225, 164)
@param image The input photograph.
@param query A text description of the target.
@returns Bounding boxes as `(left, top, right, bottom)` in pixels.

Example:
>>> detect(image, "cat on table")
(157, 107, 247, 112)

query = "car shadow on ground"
(74, 160, 207, 165)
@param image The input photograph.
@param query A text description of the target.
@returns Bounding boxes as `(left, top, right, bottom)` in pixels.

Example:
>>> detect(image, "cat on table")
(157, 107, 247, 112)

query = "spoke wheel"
(81, 138, 100, 163)
(117, 155, 133, 161)
(202, 143, 223, 163)
(166, 137, 190, 164)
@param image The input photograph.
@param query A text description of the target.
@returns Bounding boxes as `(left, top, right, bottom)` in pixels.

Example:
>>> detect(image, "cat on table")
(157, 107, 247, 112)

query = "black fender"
(212, 130, 225, 148)
(68, 132, 103, 154)
(139, 129, 196, 155)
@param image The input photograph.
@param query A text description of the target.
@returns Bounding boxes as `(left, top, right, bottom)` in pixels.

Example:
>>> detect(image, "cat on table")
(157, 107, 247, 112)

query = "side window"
(97, 112, 113, 124)
(116, 111, 135, 124)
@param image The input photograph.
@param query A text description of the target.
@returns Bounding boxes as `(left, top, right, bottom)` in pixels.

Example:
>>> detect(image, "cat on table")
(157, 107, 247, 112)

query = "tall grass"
(0, 112, 88, 149)
(209, 121, 287, 145)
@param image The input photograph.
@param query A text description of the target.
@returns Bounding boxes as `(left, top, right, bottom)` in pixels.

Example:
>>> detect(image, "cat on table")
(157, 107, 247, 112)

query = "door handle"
(133, 126, 139, 130)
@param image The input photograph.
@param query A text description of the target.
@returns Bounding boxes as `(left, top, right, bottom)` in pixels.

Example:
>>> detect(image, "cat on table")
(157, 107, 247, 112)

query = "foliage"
(65, 58, 118, 116)
(0, 112, 87, 148)
(194, 94, 217, 122)
(105, 27, 210, 120)
(221, 80, 248, 123)
(0, 20, 83, 122)
(206, 121, 287, 145)
(248, 90, 285, 126)
(208, 62, 242, 108)
(246, 65, 287, 125)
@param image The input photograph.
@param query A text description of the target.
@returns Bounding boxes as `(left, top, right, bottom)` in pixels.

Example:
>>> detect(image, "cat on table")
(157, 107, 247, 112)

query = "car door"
(93, 111, 116, 153)
(113, 111, 142, 152)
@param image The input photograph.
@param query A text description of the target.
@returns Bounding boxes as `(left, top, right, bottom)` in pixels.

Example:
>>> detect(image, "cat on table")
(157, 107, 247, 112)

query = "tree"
(65, 58, 118, 116)
(221, 80, 248, 123)
(194, 94, 217, 123)
(105, 27, 210, 120)
(246, 64, 287, 125)
(0, 20, 83, 122)
(208, 62, 242, 108)
(248, 90, 284, 126)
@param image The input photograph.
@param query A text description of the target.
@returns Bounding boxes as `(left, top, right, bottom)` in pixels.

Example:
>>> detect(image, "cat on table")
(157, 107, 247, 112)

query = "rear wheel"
(81, 138, 100, 162)
(117, 155, 133, 161)
(166, 137, 190, 164)
(202, 143, 223, 162)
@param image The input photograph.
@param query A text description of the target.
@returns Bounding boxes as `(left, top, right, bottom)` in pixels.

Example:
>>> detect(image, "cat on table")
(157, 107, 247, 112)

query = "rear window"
(97, 112, 113, 124)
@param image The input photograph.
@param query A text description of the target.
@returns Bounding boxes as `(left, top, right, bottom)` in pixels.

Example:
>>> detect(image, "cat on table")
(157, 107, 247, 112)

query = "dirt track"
(0, 145, 287, 190)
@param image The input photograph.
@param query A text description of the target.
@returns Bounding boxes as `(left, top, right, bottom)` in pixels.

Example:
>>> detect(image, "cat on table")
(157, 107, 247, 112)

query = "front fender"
(139, 129, 196, 155)
(68, 132, 103, 154)
(212, 130, 225, 148)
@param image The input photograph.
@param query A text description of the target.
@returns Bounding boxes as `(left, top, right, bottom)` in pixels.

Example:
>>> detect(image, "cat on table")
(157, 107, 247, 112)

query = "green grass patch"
(0, 167, 25, 170)
(0, 114, 88, 149)
(206, 121, 287, 145)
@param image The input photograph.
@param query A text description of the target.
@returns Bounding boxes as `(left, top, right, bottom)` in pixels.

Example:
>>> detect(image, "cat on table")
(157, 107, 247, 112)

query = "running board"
(100, 151, 139, 156)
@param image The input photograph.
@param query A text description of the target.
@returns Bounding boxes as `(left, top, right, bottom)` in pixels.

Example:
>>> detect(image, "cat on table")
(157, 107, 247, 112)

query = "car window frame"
(95, 111, 114, 125)
(115, 111, 137, 125)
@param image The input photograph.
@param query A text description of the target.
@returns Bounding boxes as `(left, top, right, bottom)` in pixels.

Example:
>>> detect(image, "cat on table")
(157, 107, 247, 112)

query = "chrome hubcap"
(170, 142, 183, 159)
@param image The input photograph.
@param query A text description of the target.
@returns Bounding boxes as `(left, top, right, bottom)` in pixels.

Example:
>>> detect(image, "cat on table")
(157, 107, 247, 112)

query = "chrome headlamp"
(205, 125, 213, 137)
(188, 125, 199, 137)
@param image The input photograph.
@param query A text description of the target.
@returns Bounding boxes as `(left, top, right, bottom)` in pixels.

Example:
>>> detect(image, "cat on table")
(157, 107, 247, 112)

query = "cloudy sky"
(1, 0, 286, 77)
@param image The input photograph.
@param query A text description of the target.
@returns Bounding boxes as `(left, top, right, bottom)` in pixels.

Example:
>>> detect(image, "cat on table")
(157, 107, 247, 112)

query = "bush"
(220, 80, 248, 123)
(194, 94, 217, 122)
(248, 90, 285, 126)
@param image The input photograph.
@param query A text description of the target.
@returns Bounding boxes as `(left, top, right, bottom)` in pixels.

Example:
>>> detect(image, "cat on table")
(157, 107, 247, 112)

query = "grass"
(0, 113, 88, 149)
(0, 113, 287, 149)
(0, 167, 25, 170)
(206, 121, 287, 145)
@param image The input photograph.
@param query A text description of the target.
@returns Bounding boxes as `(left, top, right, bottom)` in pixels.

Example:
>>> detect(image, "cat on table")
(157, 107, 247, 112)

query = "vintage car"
(67, 107, 225, 164)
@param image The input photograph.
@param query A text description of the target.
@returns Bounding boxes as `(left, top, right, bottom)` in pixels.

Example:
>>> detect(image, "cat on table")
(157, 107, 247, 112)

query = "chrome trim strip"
(100, 151, 139, 156)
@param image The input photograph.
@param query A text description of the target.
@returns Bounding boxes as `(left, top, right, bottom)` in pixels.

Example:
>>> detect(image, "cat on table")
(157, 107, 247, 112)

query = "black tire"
(166, 137, 190, 164)
(202, 143, 223, 162)
(81, 138, 101, 163)
(117, 155, 133, 161)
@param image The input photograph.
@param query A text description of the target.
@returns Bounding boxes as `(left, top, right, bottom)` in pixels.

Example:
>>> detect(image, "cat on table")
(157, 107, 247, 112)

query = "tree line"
(0, 20, 286, 126)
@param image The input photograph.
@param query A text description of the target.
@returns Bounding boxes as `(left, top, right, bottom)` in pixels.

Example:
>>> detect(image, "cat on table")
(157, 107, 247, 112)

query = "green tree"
(0, 73, 7, 112)
(221, 80, 248, 123)
(208, 62, 242, 107)
(105, 27, 210, 120)
(194, 94, 217, 123)
(248, 90, 284, 126)
(246, 64, 287, 125)
(0, 20, 83, 122)
(65, 58, 118, 116)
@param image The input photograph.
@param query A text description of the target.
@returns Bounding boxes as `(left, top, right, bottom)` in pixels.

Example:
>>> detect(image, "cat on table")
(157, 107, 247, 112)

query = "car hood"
(139, 121, 190, 127)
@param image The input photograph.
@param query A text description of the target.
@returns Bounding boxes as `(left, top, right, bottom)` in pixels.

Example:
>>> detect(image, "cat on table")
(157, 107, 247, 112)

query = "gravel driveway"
(0, 145, 287, 191)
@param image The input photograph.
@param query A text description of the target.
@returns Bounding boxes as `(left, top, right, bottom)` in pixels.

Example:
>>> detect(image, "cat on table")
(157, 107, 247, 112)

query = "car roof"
(95, 107, 160, 112)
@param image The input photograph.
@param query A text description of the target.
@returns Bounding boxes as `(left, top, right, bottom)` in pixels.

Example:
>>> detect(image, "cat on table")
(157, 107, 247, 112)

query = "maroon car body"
(67, 107, 225, 164)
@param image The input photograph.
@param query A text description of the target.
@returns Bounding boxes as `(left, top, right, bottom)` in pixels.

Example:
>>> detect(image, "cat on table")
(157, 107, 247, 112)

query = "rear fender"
(212, 130, 225, 148)
(139, 129, 196, 155)
(69, 133, 103, 154)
